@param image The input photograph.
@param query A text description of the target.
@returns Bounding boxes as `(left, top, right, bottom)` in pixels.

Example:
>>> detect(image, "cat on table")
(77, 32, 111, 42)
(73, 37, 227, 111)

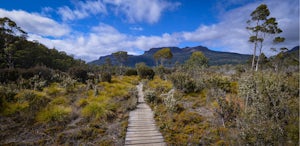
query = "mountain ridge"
(89, 46, 251, 67)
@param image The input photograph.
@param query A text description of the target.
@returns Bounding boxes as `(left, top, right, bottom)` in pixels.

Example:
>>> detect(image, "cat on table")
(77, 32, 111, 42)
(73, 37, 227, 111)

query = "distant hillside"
(282, 46, 299, 64)
(89, 46, 252, 67)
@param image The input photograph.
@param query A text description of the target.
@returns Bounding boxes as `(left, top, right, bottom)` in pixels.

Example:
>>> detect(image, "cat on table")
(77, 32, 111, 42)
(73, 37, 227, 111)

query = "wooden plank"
(125, 135, 163, 141)
(125, 83, 165, 145)
(125, 143, 166, 146)
(125, 138, 165, 145)
(126, 132, 162, 138)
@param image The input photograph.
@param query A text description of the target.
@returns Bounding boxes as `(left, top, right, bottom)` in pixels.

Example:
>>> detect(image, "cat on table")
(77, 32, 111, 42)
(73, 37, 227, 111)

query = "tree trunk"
(251, 41, 258, 71)
(255, 42, 263, 71)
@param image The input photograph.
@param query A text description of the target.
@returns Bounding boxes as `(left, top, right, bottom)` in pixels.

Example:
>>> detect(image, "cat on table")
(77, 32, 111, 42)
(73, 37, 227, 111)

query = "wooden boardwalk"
(125, 83, 166, 146)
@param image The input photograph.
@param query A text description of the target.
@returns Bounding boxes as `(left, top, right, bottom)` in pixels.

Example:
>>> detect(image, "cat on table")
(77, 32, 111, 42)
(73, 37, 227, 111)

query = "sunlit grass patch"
(2, 101, 29, 115)
(147, 76, 173, 92)
(2, 90, 50, 115)
(81, 101, 116, 121)
(43, 83, 66, 96)
(36, 105, 72, 123)
(49, 96, 69, 106)
(98, 76, 139, 98)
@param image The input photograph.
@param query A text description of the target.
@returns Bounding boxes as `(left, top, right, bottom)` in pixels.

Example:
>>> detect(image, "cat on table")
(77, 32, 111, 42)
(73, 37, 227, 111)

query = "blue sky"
(0, 0, 298, 61)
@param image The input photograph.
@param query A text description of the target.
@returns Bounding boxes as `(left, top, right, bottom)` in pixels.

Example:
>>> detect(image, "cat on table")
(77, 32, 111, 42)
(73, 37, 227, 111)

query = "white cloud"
(0, 9, 70, 37)
(1, 0, 297, 62)
(58, 0, 107, 21)
(182, 0, 299, 56)
(104, 0, 181, 23)
(29, 23, 179, 61)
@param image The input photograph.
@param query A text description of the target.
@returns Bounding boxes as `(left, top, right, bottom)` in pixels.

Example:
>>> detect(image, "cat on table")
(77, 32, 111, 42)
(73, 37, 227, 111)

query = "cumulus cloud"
(0, 9, 70, 37)
(104, 0, 181, 23)
(29, 23, 180, 61)
(182, 0, 299, 56)
(56, 0, 180, 23)
(58, 0, 107, 21)
(1, 0, 297, 62)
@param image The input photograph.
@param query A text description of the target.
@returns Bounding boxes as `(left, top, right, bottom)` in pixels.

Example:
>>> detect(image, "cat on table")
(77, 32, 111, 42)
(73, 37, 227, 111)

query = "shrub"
(136, 63, 155, 80)
(100, 72, 112, 82)
(169, 72, 196, 93)
(125, 68, 137, 76)
(238, 72, 299, 145)
(0, 68, 20, 83)
(21, 66, 53, 81)
(68, 66, 89, 83)
(154, 65, 170, 79)
(207, 75, 231, 92)
(147, 76, 173, 93)
(144, 89, 157, 103)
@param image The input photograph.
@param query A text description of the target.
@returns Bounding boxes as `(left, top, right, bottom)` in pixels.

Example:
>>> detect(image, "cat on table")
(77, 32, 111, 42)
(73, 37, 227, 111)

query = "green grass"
(43, 83, 66, 96)
(36, 105, 71, 123)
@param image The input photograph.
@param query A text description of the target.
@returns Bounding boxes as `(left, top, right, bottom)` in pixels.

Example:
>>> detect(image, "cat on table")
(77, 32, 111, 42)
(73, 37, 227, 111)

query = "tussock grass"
(2, 90, 50, 115)
(36, 105, 71, 123)
(147, 76, 172, 92)
(2, 102, 29, 115)
(49, 96, 69, 106)
(78, 76, 139, 121)
(98, 76, 139, 98)
(43, 83, 66, 96)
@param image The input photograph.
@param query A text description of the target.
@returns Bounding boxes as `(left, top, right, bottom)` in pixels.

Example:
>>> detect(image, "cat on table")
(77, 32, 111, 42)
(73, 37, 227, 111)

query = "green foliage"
(68, 66, 89, 83)
(169, 72, 196, 93)
(124, 68, 137, 76)
(0, 68, 20, 83)
(100, 72, 112, 82)
(207, 75, 232, 93)
(43, 83, 66, 96)
(154, 65, 172, 80)
(247, 4, 284, 71)
(136, 63, 155, 80)
(153, 48, 173, 66)
(208, 88, 240, 127)
(238, 72, 299, 145)
(0, 17, 84, 70)
(147, 76, 173, 93)
(81, 102, 110, 120)
(159, 110, 205, 145)
(36, 105, 71, 123)
(144, 89, 157, 103)
(1, 100, 29, 116)
(185, 51, 208, 69)
(1, 90, 50, 117)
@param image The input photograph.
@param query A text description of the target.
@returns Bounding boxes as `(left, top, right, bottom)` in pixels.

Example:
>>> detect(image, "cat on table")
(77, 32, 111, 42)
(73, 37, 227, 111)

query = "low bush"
(136, 63, 155, 80)
(0, 68, 20, 83)
(100, 72, 112, 82)
(144, 89, 157, 103)
(68, 66, 89, 83)
(207, 75, 232, 92)
(125, 68, 137, 76)
(21, 66, 53, 81)
(169, 72, 196, 93)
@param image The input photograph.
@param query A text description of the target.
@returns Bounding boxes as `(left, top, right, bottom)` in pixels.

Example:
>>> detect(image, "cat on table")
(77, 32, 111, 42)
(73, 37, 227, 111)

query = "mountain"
(287, 46, 299, 54)
(89, 46, 252, 67)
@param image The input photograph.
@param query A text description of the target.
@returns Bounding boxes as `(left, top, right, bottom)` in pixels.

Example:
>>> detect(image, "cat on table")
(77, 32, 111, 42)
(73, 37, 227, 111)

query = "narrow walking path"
(125, 83, 166, 146)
